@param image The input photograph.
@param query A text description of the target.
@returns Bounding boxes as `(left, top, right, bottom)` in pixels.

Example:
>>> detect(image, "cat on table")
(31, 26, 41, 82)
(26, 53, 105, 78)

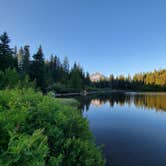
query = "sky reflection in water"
(78, 92, 166, 166)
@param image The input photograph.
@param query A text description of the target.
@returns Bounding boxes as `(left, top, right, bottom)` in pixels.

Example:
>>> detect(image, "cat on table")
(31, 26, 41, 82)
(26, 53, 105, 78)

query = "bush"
(0, 68, 19, 89)
(0, 88, 105, 166)
(0, 130, 48, 166)
(0, 68, 35, 90)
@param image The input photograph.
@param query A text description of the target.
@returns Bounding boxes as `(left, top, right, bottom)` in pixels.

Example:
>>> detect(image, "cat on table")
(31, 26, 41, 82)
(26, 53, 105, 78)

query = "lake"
(76, 92, 166, 166)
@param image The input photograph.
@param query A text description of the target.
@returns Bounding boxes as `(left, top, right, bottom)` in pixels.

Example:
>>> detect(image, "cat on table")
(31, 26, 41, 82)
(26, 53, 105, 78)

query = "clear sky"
(0, 0, 166, 76)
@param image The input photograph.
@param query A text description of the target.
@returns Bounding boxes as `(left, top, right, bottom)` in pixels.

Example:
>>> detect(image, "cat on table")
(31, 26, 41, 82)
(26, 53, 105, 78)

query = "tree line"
(0, 32, 91, 92)
(1, 31, 166, 92)
(94, 70, 166, 91)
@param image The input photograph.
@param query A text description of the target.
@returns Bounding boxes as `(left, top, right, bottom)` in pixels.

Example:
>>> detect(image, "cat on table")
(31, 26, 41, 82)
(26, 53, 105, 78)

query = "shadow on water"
(74, 92, 166, 166)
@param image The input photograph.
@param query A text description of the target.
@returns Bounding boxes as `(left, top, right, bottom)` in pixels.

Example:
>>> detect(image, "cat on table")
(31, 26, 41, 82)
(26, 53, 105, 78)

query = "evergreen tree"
(49, 54, 55, 73)
(70, 63, 83, 90)
(55, 56, 63, 82)
(30, 45, 46, 91)
(0, 32, 14, 71)
(23, 45, 30, 75)
(17, 45, 30, 79)
(63, 57, 69, 73)
(17, 47, 24, 77)
(49, 55, 59, 82)
(85, 72, 91, 86)
(13, 46, 18, 69)
(62, 57, 69, 84)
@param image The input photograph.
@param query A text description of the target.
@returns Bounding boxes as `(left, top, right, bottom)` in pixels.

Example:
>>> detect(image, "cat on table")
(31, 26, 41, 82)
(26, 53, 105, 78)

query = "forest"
(0, 32, 92, 93)
(94, 71, 166, 91)
(0, 32, 105, 165)
(1, 32, 166, 93)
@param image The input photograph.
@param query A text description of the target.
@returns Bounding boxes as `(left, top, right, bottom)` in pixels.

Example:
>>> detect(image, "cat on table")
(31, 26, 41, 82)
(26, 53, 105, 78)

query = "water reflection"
(76, 92, 166, 112)
(76, 92, 166, 166)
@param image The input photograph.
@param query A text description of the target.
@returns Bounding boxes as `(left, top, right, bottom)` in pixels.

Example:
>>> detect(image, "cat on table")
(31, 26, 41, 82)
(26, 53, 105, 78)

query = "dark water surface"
(76, 92, 166, 166)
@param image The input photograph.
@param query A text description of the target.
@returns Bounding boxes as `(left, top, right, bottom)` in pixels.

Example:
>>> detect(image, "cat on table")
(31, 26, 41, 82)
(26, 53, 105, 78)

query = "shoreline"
(55, 90, 166, 97)
(55, 90, 131, 97)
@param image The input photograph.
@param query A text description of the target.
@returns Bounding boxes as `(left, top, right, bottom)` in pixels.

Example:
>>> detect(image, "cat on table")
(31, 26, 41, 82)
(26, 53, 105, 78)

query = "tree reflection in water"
(75, 92, 166, 112)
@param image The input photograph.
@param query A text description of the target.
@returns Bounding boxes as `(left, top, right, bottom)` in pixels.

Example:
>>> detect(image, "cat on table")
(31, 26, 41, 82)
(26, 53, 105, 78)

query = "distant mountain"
(90, 72, 106, 82)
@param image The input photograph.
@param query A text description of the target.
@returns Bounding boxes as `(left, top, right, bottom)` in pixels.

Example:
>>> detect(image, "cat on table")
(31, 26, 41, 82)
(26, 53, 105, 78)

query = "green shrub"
(0, 68, 35, 90)
(0, 88, 105, 166)
(0, 68, 19, 89)
(0, 130, 48, 166)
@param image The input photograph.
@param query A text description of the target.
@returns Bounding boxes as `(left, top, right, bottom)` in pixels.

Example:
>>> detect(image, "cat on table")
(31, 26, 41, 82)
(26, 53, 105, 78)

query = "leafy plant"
(0, 88, 105, 166)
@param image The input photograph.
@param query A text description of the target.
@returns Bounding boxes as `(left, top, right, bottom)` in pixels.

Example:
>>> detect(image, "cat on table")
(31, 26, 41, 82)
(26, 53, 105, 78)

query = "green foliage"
(0, 32, 16, 71)
(51, 83, 78, 93)
(0, 68, 35, 90)
(61, 138, 105, 166)
(0, 130, 48, 166)
(1, 32, 166, 93)
(0, 32, 91, 93)
(17, 47, 24, 76)
(133, 69, 166, 87)
(23, 45, 30, 75)
(0, 88, 105, 166)
(0, 68, 19, 89)
(95, 69, 166, 91)
(70, 63, 84, 90)
(30, 46, 46, 91)
(17, 46, 30, 79)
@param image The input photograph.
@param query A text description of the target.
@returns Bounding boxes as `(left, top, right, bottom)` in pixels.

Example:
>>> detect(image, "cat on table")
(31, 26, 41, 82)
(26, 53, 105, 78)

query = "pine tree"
(85, 72, 91, 86)
(30, 45, 46, 91)
(49, 55, 59, 82)
(0, 32, 14, 71)
(63, 57, 69, 74)
(13, 46, 18, 69)
(17, 47, 24, 77)
(49, 54, 54, 72)
(55, 56, 62, 82)
(62, 57, 69, 84)
(23, 45, 30, 75)
(70, 63, 83, 90)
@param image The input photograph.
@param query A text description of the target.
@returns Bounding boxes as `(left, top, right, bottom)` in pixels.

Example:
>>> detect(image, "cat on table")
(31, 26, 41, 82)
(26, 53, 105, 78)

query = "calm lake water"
(76, 92, 166, 166)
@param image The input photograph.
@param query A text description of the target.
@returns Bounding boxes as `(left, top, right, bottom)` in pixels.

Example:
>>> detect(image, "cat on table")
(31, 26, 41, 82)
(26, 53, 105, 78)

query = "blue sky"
(0, 0, 166, 76)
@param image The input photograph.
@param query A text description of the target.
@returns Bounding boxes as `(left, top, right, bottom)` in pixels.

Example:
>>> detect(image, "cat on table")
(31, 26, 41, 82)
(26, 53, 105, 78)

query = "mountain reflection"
(75, 92, 166, 112)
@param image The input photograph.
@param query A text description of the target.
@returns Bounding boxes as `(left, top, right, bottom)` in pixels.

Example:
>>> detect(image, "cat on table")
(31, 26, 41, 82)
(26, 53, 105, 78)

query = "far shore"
(55, 89, 166, 97)
(55, 89, 124, 97)
(55, 90, 166, 97)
